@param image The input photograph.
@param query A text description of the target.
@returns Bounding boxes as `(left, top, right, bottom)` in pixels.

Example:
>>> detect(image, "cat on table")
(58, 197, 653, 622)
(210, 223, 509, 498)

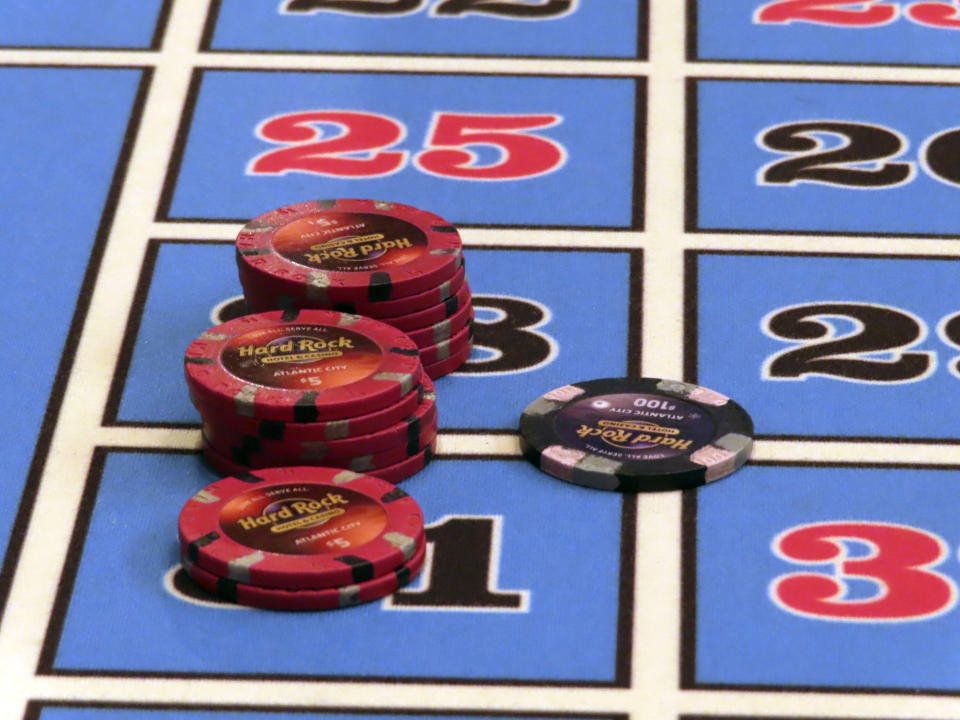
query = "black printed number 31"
(758, 120, 960, 188)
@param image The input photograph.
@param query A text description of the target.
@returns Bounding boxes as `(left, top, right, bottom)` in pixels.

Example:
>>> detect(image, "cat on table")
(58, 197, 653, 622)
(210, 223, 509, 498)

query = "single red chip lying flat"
(204, 377, 438, 461)
(418, 322, 473, 366)
(181, 540, 426, 611)
(377, 282, 471, 332)
(244, 264, 468, 320)
(423, 338, 473, 380)
(205, 421, 436, 472)
(333, 265, 467, 318)
(405, 301, 474, 348)
(235, 198, 463, 305)
(179, 466, 424, 590)
(366, 439, 435, 483)
(193, 381, 425, 444)
(201, 435, 437, 485)
(184, 309, 421, 423)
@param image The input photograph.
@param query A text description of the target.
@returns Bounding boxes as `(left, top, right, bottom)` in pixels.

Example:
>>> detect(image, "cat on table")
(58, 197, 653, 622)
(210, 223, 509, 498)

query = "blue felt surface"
(52, 452, 627, 681)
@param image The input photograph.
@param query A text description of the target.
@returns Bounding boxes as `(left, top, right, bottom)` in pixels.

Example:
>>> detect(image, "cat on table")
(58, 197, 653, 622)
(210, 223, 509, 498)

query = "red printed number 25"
(249, 110, 566, 181)
(770, 521, 957, 622)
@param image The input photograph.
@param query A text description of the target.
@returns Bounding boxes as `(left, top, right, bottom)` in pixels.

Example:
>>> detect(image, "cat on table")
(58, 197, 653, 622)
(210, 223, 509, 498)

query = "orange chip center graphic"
(220, 484, 388, 555)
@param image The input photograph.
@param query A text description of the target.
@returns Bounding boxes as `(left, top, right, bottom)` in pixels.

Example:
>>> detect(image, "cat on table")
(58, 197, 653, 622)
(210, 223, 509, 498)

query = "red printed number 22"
(770, 521, 957, 622)
(249, 110, 566, 181)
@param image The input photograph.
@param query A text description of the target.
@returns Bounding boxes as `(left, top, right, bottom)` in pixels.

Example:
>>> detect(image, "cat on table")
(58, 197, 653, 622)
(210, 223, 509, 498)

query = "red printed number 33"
(248, 110, 566, 181)
(770, 521, 958, 622)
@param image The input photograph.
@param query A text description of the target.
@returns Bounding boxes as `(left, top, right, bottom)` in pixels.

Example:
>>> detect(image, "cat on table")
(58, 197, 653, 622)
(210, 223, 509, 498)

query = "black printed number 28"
(758, 120, 960, 188)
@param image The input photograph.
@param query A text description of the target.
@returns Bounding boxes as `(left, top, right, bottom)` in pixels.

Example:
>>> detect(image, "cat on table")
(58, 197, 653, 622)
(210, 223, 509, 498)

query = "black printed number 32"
(283, 0, 574, 18)
(758, 120, 960, 188)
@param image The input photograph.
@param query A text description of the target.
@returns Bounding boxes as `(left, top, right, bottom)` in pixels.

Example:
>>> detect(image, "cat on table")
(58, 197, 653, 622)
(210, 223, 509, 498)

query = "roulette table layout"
(3, 2, 960, 719)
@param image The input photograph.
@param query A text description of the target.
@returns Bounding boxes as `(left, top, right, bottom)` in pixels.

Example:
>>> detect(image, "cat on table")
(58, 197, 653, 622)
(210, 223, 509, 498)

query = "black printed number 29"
(763, 302, 960, 384)
(758, 120, 960, 188)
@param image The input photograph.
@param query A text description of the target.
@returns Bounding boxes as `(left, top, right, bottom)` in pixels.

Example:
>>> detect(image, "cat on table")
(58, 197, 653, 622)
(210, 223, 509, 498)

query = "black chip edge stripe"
(332, 302, 357, 314)
(443, 294, 459, 316)
(392, 346, 419, 357)
(216, 577, 240, 602)
(368, 272, 393, 302)
(280, 307, 300, 322)
(241, 435, 262, 453)
(231, 446, 251, 466)
(405, 416, 421, 456)
(259, 419, 285, 441)
(395, 563, 412, 587)
(294, 392, 320, 423)
(335, 555, 376, 583)
(188, 532, 219, 562)
(237, 471, 265, 484)
(381, 487, 409, 503)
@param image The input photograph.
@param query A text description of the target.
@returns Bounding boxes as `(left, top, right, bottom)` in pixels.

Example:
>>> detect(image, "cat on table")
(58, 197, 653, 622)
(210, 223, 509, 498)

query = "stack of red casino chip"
(184, 308, 435, 482)
(178, 466, 426, 610)
(236, 199, 472, 379)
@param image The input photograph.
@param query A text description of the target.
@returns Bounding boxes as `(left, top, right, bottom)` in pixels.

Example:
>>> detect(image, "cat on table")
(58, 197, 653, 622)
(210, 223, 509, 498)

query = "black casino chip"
(518, 377, 754, 492)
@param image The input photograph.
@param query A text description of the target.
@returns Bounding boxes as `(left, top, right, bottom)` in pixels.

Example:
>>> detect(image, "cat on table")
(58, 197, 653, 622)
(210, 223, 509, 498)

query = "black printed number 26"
(758, 120, 960, 188)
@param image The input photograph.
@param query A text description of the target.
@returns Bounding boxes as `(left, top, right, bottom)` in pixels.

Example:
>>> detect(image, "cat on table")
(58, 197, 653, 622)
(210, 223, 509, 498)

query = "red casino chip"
(371, 438, 435, 483)
(423, 339, 472, 380)
(179, 466, 424, 590)
(417, 322, 472, 366)
(379, 282, 471, 332)
(204, 377, 437, 461)
(184, 309, 422, 423)
(201, 436, 436, 485)
(204, 419, 437, 472)
(181, 540, 425, 611)
(194, 382, 425, 444)
(341, 424, 435, 473)
(339, 265, 467, 318)
(405, 300, 474, 348)
(244, 264, 467, 320)
(201, 436, 270, 476)
(235, 199, 463, 305)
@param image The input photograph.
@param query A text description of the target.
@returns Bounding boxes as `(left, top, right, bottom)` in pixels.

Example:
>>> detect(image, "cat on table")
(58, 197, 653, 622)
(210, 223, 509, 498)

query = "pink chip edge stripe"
(690, 444, 737, 482)
(541, 445, 586, 481)
(686, 386, 729, 407)
(543, 385, 585, 403)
